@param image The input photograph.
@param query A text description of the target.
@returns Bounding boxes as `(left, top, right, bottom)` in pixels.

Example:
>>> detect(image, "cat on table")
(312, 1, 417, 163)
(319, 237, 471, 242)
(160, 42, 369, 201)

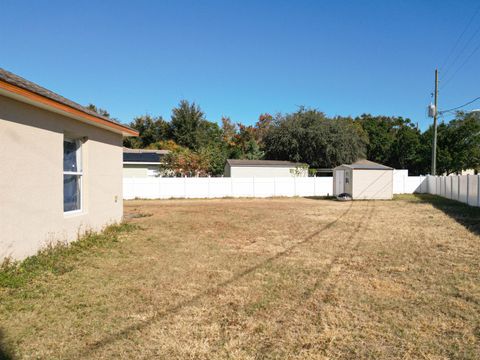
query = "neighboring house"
(224, 159, 308, 177)
(123, 148, 170, 178)
(333, 159, 393, 199)
(0, 68, 137, 260)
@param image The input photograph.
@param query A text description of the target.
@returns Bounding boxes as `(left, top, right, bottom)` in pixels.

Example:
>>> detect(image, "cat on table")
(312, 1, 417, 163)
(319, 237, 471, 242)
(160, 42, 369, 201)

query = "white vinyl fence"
(124, 177, 334, 199)
(123, 171, 427, 200)
(425, 175, 480, 207)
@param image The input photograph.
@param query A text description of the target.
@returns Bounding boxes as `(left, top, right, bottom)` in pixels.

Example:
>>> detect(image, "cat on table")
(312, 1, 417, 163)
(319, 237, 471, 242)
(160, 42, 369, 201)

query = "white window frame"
(63, 138, 83, 214)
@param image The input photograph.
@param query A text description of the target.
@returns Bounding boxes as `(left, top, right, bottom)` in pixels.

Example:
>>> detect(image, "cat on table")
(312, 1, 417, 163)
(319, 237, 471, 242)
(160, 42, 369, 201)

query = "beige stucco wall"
(226, 165, 307, 178)
(0, 95, 123, 260)
(352, 169, 393, 200)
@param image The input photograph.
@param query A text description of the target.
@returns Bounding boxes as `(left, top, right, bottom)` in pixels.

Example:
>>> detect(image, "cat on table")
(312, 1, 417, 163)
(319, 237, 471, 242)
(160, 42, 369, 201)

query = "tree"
(355, 114, 399, 164)
(355, 114, 424, 174)
(171, 100, 205, 150)
(388, 123, 422, 172)
(221, 117, 237, 146)
(196, 120, 223, 149)
(263, 108, 367, 168)
(233, 124, 264, 160)
(161, 147, 210, 177)
(425, 112, 480, 175)
(254, 113, 273, 146)
(123, 115, 171, 148)
(86, 103, 112, 118)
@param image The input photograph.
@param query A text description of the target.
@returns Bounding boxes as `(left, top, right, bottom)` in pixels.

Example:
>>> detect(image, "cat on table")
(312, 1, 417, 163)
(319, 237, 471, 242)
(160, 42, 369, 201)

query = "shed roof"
(335, 159, 393, 170)
(0, 68, 137, 136)
(226, 159, 306, 167)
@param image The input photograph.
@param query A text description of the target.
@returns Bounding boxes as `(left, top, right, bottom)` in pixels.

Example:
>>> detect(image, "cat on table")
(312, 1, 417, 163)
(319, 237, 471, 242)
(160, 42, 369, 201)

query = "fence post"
(158, 177, 162, 199)
(208, 176, 211, 198)
(466, 175, 470, 205)
(457, 175, 460, 201)
(252, 177, 255, 197)
(450, 176, 453, 199)
(184, 176, 187, 199)
(477, 175, 480, 207)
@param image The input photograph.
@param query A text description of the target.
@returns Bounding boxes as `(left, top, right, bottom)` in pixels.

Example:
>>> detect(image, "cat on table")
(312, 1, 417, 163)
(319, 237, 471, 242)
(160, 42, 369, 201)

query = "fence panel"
(451, 176, 459, 201)
(423, 174, 480, 207)
(404, 176, 425, 193)
(124, 175, 430, 200)
(445, 176, 452, 199)
(467, 175, 479, 206)
(458, 176, 468, 204)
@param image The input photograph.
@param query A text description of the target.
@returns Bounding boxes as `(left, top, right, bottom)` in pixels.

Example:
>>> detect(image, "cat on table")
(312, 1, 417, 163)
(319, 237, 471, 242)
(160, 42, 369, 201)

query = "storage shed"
(224, 159, 308, 177)
(333, 160, 393, 199)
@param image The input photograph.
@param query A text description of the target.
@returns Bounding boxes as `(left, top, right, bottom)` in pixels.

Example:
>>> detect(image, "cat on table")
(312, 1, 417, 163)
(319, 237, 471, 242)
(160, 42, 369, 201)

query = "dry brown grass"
(0, 195, 479, 359)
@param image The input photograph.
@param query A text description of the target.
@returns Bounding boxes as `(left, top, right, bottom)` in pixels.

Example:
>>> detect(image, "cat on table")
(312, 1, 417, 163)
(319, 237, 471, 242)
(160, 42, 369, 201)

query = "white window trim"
(64, 138, 83, 215)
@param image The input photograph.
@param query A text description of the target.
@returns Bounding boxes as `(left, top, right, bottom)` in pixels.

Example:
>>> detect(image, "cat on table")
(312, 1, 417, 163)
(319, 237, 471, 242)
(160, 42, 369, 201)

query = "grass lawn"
(0, 195, 479, 359)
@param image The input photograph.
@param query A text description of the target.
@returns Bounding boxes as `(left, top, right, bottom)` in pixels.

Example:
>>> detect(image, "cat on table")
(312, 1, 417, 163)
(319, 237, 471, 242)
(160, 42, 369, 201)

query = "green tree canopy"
(263, 108, 368, 168)
(170, 100, 205, 150)
(123, 115, 171, 148)
(421, 112, 480, 175)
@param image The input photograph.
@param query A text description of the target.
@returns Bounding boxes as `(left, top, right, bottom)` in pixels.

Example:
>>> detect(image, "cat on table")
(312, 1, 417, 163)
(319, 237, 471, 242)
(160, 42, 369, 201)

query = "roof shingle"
(226, 159, 306, 167)
(0, 67, 135, 134)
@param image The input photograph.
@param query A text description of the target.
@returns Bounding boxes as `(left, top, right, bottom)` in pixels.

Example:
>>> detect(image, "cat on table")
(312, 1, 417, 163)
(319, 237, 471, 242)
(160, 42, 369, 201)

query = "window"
(63, 138, 82, 212)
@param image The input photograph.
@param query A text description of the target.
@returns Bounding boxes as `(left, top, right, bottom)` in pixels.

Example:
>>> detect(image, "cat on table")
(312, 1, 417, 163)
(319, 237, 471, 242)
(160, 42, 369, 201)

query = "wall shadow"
(303, 196, 336, 201)
(0, 330, 15, 360)
(412, 194, 480, 237)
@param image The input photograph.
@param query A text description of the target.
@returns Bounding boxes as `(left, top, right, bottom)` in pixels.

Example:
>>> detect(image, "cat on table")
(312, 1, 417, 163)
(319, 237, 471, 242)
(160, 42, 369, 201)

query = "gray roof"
(0, 67, 134, 132)
(335, 159, 393, 170)
(226, 159, 306, 167)
(123, 147, 170, 155)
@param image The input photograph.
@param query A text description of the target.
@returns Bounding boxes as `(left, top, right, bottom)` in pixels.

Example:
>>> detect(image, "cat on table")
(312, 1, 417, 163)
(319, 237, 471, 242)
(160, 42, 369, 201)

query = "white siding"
(352, 170, 393, 200)
(123, 164, 160, 178)
(228, 166, 306, 178)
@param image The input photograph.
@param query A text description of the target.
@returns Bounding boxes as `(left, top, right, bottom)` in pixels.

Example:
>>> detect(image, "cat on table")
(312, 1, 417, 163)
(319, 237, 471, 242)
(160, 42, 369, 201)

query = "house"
(123, 148, 170, 178)
(0, 68, 138, 260)
(224, 159, 308, 177)
(333, 160, 393, 199)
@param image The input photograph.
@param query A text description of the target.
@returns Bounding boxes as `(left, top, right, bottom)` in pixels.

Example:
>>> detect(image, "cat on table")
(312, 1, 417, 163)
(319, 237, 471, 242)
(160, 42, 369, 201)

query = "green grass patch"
(0, 223, 137, 289)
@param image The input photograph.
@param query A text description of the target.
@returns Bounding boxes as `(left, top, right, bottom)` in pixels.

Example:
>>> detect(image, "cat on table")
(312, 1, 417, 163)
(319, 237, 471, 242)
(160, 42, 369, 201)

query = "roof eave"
(0, 80, 138, 137)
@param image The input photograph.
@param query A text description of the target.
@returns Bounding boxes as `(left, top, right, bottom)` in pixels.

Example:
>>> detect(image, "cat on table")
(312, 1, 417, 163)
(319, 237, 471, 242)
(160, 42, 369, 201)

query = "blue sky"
(1, 0, 479, 130)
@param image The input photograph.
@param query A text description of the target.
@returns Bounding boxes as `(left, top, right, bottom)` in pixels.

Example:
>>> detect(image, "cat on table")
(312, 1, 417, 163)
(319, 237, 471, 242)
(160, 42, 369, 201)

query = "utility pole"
(431, 69, 439, 175)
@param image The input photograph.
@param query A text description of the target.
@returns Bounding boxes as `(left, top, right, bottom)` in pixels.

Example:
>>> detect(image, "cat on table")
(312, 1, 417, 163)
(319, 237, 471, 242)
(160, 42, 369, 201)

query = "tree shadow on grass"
(411, 194, 480, 237)
(67, 201, 354, 358)
(0, 330, 15, 360)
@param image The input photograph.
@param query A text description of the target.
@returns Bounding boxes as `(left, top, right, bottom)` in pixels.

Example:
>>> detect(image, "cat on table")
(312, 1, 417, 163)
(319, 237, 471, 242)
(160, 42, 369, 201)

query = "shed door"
(335, 170, 345, 195)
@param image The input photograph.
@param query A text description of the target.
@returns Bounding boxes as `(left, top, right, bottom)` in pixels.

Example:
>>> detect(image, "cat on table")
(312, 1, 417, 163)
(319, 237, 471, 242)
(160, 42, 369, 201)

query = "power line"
(441, 22, 480, 81)
(439, 96, 480, 114)
(440, 4, 480, 73)
(442, 41, 480, 89)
